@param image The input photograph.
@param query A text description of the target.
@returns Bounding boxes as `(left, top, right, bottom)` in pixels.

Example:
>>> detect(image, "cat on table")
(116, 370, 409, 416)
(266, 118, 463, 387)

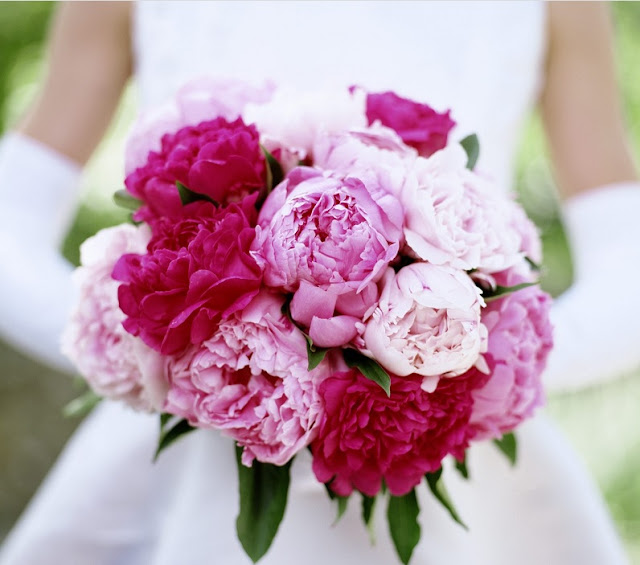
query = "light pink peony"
(253, 167, 403, 347)
(470, 266, 553, 439)
(62, 225, 167, 412)
(125, 77, 275, 175)
(164, 291, 328, 466)
(243, 87, 367, 162)
(311, 369, 485, 497)
(402, 144, 524, 273)
(364, 265, 486, 386)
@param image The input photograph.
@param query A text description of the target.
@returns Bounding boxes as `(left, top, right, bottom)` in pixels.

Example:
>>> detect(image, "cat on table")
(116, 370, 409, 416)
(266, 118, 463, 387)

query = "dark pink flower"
(311, 368, 485, 497)
(470, 266, 553, 439)
(112, 197, 262, 356)
(365, 91, 455, 157)
(125, 117, 266, 221)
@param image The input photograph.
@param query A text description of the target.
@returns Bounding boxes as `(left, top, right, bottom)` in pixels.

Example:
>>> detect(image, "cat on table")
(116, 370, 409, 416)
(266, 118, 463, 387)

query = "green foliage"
(0, 2, 54, 132)
(343, 349, 391, 396)
(387, 489, 421, 564)
(235, 445, 291, 563)
(493, 432, 518, 466)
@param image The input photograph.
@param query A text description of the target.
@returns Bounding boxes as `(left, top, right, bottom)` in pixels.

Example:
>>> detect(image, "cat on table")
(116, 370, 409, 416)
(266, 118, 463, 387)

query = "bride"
(0, 2, 638, 563)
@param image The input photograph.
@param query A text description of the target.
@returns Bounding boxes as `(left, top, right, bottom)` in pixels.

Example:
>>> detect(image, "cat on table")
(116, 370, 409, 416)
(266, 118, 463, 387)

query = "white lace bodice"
(133, 1, 547, 193)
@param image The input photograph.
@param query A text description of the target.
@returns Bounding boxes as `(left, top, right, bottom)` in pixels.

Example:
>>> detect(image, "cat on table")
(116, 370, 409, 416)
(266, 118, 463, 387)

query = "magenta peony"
(364, 265, 486, 385)
(113, 196, 262, 356)
(470, 266, 553, 439)
(125, 77, 275, 175)
(365, 90, 455, 157)
(62, 225, 167, 411)
(164, 291, 328, 465)
(125, 117, 266, 221)
(311, 368, 484, 497)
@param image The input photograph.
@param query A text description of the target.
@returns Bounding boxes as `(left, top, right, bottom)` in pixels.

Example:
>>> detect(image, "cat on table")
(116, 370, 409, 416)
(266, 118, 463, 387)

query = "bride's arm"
(542, 2, 637, 197)
(18, 1, 132, 163)
(540, 2, 640, 391)
(0, 2, 132, 371)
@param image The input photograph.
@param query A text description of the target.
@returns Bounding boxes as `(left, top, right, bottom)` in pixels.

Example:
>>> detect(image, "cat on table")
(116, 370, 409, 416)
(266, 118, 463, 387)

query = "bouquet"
(62, 79, 553, 564)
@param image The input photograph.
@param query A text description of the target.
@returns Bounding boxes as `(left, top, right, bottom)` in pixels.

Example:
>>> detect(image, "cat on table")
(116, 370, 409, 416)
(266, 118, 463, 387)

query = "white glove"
(544, 182, 640, 392)
(0, 132, 81, 373)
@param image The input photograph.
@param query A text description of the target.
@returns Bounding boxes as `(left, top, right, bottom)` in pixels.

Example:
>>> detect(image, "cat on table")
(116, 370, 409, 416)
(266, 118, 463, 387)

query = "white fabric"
(0, 132, 79, 372)
(544, 182, 640, 392)
(0, 1, 631, 564)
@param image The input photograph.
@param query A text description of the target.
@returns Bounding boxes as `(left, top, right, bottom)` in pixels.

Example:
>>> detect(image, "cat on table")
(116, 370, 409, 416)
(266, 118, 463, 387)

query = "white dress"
(0, 2, 629, 564)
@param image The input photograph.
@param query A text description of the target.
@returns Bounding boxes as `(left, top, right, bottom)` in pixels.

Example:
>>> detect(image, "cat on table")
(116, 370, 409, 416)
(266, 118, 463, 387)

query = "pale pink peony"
(243, 87, 367, 162)
(125, 77, 275, 175)
(470, 266, 553, 439)
(164, 291, 328, 466)
(62, 225, 167, 412)
(364, 265, 486, 386)
(311, 369, 485, 497)
(402, 144, 524, 273)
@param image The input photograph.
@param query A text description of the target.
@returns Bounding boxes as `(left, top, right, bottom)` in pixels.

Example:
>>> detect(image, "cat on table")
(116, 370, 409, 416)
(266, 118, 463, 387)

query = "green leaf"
(459, 133, 480, 170)
(387, 489, 421, 565)
(335, 495, 349, 525)
(176, 181, 216, 206)
(63, 390, 101, 418)
(493, 432, 517, 466)
(235, 445, 292, 563)
(362, 494, 377, 544)
(154, 418, 196, 462)
(483, 281, 537, 302)
(261, 146, 284, 191)
(343, 349, 391, 396)
(304, 334, 328, 371)
(454, 456, 469, 480)
(113, 189, 142, 212)
(160, 413, 172, 428)
(425, 468, 467, 529)
(525, 256, 542, 272)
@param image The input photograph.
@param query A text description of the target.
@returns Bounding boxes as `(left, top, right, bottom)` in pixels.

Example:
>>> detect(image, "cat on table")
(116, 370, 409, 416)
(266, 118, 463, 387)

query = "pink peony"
(62, 225, 167, 411)
(313, 124, 416, 222)
(125, 117, 266, 221)
(365, 90, 455, 157)
(254, 167, 402, 293)
(364, 265, 486, 386)
(470, 266, 553, 439)
(402, 144, 525, 273)
(311, 368, 484, 497)
(113, 196, 262, 356)
(125, 77, 274, 175)
(164, 291, 328, 465)
(253, 167, 403, 347)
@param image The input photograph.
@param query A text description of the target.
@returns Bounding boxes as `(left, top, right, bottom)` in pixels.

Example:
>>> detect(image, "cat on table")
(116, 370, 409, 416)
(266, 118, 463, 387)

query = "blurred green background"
(0, 1, 639, 560)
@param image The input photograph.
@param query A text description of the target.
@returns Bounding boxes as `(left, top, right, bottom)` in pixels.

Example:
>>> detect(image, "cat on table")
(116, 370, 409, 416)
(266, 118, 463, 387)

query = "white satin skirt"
(0, 401, 628, 565)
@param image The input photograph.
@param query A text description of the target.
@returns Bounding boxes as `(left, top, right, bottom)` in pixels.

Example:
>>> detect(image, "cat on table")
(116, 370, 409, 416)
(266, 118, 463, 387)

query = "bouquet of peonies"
(63, 79, 553, 564)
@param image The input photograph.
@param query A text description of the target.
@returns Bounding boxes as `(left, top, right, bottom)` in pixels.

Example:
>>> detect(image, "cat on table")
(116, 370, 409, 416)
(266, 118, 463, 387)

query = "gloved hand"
(0, 132, 81, 373)
(544, 182, 640, 392)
